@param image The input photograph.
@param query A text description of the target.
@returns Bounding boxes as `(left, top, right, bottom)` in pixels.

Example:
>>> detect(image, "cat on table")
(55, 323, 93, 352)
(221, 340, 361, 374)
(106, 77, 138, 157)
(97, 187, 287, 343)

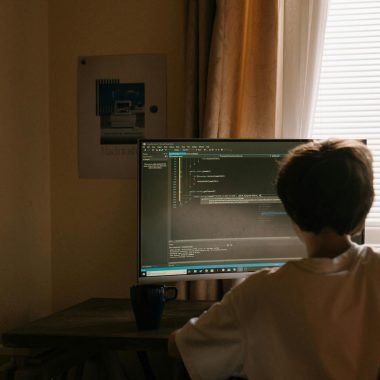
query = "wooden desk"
(1, 298, 213, 379)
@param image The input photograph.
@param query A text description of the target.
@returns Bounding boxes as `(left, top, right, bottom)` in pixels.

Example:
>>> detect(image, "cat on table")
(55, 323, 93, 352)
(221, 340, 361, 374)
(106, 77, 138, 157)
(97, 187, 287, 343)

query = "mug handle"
(164, 286, 178, 301)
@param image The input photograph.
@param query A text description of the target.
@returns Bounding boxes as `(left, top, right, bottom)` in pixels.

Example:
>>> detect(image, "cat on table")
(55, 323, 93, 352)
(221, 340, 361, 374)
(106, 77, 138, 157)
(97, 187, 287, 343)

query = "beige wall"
(49, 0, 186, 310)
(0, 1, 51, 330)
(0, 0, 185, 327)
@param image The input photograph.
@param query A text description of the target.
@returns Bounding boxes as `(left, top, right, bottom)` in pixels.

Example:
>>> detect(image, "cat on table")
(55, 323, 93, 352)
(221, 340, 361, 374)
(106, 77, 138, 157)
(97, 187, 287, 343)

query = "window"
(311, 0, 380, 243)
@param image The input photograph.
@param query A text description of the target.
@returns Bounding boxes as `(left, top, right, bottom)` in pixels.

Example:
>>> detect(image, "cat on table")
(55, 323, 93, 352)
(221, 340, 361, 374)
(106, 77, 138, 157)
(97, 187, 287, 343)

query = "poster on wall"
(78, 54, 166, 178)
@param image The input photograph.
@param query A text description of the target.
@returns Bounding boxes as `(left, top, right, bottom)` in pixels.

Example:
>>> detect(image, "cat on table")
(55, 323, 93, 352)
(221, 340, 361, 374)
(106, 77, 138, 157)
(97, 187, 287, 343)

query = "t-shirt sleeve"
(175, 291, 245, 380)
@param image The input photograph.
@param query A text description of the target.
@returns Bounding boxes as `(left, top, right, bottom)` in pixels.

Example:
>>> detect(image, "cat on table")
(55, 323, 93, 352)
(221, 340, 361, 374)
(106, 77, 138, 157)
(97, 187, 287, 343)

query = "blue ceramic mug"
(130, 284, 178, 330)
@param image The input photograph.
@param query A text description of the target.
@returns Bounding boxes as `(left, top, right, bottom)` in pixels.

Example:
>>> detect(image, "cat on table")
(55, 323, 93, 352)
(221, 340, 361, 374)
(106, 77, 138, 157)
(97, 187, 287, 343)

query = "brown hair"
(276, 139, 374, 235)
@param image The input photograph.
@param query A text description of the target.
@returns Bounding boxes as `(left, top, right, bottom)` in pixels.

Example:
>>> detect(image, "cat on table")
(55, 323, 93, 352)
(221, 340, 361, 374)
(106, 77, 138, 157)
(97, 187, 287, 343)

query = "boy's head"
(276, 139, 374, 235)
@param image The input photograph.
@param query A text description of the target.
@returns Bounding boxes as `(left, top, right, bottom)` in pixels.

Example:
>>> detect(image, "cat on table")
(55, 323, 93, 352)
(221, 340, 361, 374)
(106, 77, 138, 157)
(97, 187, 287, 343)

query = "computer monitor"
(138, 139, 364, 283)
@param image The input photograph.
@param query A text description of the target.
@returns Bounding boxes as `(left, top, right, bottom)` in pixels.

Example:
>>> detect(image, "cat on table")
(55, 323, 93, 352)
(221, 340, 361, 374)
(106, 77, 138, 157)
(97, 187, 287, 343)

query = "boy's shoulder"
(232, 243, 380, 298)
(359, 244, 380, 265)
(362, 243, 380, 256)
(231, 265, 292, 298)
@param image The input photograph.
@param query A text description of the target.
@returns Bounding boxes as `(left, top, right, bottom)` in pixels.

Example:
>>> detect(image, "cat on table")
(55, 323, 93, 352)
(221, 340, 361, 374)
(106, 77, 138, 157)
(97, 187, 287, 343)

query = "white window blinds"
(311, 0, 380, 228)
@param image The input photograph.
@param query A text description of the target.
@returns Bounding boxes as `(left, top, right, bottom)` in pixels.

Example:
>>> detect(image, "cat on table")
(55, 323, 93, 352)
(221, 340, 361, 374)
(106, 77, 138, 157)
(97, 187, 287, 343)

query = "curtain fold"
(279, 0, 329, 138)
(203, 0, 279, 138)
(184, 0, 216, 138)
(179, 0, 218, 301)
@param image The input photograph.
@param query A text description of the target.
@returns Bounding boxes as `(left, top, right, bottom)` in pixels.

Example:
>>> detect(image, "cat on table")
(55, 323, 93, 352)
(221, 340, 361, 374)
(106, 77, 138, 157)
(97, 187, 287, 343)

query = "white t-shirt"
(175, 243, 380, 380)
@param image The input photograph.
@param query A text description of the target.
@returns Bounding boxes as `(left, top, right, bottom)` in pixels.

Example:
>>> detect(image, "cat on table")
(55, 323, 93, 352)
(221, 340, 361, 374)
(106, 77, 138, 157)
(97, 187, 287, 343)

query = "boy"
(168, 139, 380, 379)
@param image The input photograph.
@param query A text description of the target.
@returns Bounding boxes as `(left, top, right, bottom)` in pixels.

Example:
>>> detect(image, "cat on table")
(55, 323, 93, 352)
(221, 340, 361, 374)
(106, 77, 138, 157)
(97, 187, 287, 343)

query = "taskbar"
(140, 262, 285, 277)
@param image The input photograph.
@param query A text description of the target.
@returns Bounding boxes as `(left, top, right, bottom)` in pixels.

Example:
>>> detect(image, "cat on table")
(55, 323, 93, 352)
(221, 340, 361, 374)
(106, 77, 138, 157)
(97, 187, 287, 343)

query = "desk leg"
(136, 351, 156, 380)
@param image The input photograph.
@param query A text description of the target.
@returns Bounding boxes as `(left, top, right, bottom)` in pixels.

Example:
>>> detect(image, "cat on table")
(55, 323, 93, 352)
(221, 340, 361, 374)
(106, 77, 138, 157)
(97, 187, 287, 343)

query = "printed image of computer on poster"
(78, 54, 166, 178)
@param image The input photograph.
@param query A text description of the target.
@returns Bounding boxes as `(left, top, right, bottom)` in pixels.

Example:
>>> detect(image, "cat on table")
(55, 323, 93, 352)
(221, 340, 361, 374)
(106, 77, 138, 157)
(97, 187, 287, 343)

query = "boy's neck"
(296, 226, 352, 259)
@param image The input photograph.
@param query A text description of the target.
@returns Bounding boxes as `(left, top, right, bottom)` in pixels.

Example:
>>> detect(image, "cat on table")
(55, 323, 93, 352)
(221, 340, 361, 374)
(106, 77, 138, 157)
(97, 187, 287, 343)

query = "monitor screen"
(137, 139, 364, 283)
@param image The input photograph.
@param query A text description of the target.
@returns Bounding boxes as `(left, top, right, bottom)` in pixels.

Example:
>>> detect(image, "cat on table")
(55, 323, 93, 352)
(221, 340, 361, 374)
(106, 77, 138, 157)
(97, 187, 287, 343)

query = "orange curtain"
(180, 0, 280, 300)
(203, 0, 280, 138)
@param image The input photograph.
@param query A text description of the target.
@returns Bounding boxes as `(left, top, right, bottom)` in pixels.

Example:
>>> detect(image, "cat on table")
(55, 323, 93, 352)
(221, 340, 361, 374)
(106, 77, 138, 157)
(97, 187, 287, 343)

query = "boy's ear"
(350, 224, 364, 237)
